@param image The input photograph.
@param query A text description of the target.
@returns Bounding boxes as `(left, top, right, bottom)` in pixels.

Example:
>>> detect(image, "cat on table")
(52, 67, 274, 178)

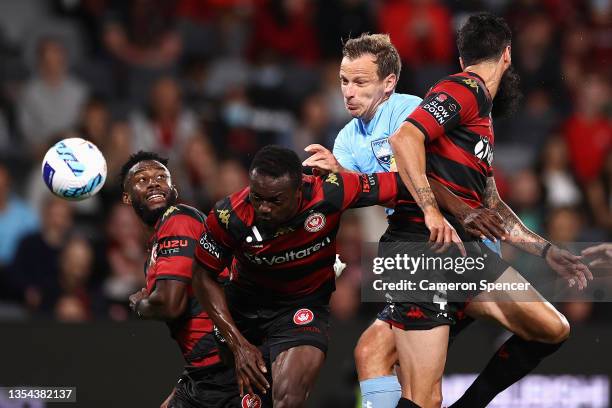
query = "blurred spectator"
(102, 0, 182, 69)
(18, 36, 88, 158)
(78, 97, 111, 149)
(100, 122, 134, 203)
(291, 93, 336, 158)
(250, 0, 320, 65)
(102, 203, 145, 309)
(507, 169, 544, 233)
(539, 136, 582, 208)
(10, 197, 74, 313)
(213, 159, 249, 200)
(175, 135, 219, 211)
(0, 163, 39, 268)
(315, 0, 375, 59)
(546, 207, 584, 243)
(585, 150, 612, 231)
(563, 72, 611, 184)
(130, 76, 200, 160)
(495, 88, 560, 172)
(379, 0, 453, 68)
(330, 277, 360, 321)
(54, 236, 96, 321)
(55, 294, 89, 322)
(513, 13, 562, 96)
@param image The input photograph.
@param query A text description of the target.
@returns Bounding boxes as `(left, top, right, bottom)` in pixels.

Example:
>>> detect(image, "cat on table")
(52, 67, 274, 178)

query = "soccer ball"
(41, 137, 107, 201)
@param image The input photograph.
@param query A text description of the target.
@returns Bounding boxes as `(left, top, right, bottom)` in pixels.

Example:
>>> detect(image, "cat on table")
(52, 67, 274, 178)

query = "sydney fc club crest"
(304, 212, 326, 232)
(293, 308, 315, 325)
(241, 393, 262, 408)
(371, 138, 393, 168)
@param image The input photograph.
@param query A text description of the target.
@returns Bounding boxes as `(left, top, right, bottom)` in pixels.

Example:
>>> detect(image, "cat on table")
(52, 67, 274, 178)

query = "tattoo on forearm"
(415, 187, 439, 211)
(484, 177, 548, 256)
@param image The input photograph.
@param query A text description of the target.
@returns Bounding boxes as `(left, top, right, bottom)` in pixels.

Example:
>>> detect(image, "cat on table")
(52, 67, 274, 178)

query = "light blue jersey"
(333, 92, 422, 173)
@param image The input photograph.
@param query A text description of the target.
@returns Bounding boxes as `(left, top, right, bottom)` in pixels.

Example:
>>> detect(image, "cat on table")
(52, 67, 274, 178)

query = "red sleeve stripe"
(377, 172, 398, 205)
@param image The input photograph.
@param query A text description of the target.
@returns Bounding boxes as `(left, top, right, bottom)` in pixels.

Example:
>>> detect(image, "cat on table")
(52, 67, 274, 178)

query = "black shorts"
(169, 364, 252, 408)
(226, 292, 331, 364)
(376, 225, 508, 331)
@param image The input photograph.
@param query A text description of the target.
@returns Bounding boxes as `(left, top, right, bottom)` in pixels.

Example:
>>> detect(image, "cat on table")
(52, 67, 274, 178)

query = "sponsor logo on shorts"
(241, 393, 262, 408)
(422, 92, 461, 126)
(304, 212, 326, 232)
(405, 306, 426, 319)
(293, 308, 314, 325)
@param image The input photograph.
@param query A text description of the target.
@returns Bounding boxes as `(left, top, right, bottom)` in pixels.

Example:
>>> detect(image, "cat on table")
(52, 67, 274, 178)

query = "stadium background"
(0, 0, 609, 407)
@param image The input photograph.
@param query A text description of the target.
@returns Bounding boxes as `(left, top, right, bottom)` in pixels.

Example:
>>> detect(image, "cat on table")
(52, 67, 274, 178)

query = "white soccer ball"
(41, 137, 107, 201)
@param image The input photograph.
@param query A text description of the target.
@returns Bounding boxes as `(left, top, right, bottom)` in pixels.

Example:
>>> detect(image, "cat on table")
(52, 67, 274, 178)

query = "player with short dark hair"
(192, 145, 478, 408)
(387, 13, 591, 407)
(122, 151, 246, 408)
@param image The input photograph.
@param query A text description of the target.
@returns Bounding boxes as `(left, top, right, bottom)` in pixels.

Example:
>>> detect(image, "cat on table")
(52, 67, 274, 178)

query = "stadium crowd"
(0, 0, 609, 332)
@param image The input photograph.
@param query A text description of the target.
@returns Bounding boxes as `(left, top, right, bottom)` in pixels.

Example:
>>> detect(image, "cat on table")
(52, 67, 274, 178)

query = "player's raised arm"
(484, 176, 593, 289)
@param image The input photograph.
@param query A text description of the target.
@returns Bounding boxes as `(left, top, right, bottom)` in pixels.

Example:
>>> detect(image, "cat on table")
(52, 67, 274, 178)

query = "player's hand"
(232, 339, 269, 397)
(546, 246, 593, 290)
(581, 243, 612, 269)
(128, 288, 147, 312)
(424, 208, 466, 256)
(303, 144, 342, 175)
(459, 208, 507, 242)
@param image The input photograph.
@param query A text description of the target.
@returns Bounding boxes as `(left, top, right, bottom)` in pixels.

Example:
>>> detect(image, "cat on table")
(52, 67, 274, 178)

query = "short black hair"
(120, 151, 168, 191)
(249, 145, 302, 189)
(457, 13, 512, 66)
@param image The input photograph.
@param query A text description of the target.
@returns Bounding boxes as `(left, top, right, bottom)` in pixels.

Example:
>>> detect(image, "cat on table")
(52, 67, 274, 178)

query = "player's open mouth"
(146, 192, 166, 203)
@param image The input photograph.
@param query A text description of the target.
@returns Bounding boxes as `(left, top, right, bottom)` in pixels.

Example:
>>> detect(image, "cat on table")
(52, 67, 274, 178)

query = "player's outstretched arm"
(191, 262, 270, 396)
(389, 121, 457, 245)
(129, 280, 188, 321)
(484, 176, 593, 289)
(428, 177, 506, 242)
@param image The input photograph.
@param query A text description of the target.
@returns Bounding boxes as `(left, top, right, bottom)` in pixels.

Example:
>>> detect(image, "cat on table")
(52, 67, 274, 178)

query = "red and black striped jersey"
(391, 71, 494, 226)
(194, 172, 410, 305)
(145, 204, 220, 368)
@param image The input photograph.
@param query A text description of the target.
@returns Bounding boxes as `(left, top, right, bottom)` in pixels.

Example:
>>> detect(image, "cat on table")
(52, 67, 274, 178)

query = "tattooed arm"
(389, 121, 461, 247)
(484, 177, 592, 288)
(483, 177, 548, 255)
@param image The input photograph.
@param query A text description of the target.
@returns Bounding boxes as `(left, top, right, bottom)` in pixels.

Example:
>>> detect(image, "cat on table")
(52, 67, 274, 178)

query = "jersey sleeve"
(391, 95, 422, 133)
(154, 213, 204, 283)
(329, 172, 412, 210)
(194, 209, 234, 276)
(405, 79, 479, 142)
(333, 127, 360, 172)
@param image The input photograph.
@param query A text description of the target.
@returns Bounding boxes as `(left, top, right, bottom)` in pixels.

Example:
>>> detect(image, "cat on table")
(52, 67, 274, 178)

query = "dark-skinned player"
(123, 151, 252, 408)
(190, 145, 498, 408)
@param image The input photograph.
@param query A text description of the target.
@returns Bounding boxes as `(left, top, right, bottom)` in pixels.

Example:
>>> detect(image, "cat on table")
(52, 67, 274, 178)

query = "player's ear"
(122, 191, 131, 205)
(384, 73, 397, 93)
